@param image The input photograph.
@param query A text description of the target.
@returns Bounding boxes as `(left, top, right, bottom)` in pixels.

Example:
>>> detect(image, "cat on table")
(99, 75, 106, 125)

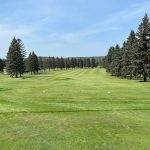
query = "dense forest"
(103, 14, 150, 82)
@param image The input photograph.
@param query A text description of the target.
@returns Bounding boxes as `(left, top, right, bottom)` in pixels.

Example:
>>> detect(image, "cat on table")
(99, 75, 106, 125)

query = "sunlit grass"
(0, 68, 150, 150)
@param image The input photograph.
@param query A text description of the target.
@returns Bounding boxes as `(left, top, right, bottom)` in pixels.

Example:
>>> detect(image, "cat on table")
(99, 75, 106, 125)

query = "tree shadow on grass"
(21, 76, 33, 79)
(0, 88, 11, 91)
(139, 80, 150, 82)
(54, 77, 74, 81)
(1, 108, 150, 114)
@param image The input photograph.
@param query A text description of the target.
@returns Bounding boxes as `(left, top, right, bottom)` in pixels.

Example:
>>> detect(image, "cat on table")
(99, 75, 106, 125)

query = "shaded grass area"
(0, 69, 150, 150)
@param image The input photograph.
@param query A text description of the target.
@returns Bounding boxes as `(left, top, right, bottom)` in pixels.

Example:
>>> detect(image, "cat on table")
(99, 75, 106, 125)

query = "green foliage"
(136, 13, 150, 82)
(104, 14, 150, 82)
(6, 37, 26, 78)
(38, 57, 44, 70)
(0, 58, 5, 72)
(26, 52, 39, 74)
(36, 56, 99, 70)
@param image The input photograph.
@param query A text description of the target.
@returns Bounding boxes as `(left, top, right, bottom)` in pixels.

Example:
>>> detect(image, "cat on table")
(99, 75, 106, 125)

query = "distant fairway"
(0, 68, 150, 150)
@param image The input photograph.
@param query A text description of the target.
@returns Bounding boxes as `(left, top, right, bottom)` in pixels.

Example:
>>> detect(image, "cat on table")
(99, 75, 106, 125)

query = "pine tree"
(60, 57, 65, 69)
(17, 39, 26, 77)
(78, 58, 83, 68)
(83, 58, 87, 68)
(56, 57, 61, 68)
(52, 57, 56, 69)
(91, 57, 96, 68)
(112, 45, 122, 76)
(103, 14, 150, 81)
(32, 52, 39, 73)
(48, 57, 52, 70)
(65, 58, 72, 69)
(27, 52, 39, 74)
(137, 13, 150, 82)
(122, 30, 138, 79)
(6, 37, 25, 78)
(38, 57, 44, 71)
(43, 58, 48, 71)
(70, 58, 75, 68)
(121, 42, 128, 78)
(105, 46, 114, 73)
(27, 53, 33, 74)
(87, 58, 91, 68)
(0, 59, 5, 72)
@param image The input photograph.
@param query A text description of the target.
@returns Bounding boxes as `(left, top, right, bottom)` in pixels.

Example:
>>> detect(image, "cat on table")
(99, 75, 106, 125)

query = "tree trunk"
(144, 75, 147, 82)
(130, 74, 132, 80)
(16, 73, 18, 78)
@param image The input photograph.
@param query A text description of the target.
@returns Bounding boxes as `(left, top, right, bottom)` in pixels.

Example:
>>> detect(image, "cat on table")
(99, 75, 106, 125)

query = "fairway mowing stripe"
(52, 70, 81, 79)
(47, 69, 70, 75)
(38, 70, 70, 80)
(37, 73, 69, 81)
(77, 69, 92, 77)
(45, 69, 80, 81)
(58, 69, 80, 76)
(52, 70, 73, 76)
(74, 69, 97, 79)
(54, 69, 82, 79)
(0, 108, 150, 114)
(69, 69, 86, 78)
(64, 69, 82, 76)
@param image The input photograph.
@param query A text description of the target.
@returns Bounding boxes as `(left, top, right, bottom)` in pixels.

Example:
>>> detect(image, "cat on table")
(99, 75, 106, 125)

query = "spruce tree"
(48, 57, 52, 70)
(65, 58, 71, 69)
(87, 58, 91, 68)
(32, 52, 39, 73)
(27, 52, 39, 74)
(52, 57, 56, 69)
(38, 57, 44, 71)
(91, 57, 96, 68)
(121, 42, 128, 78)
(0, 59, 5, 72)
(43, 58, 48, 71)
(60, 57, 65, 69)
(83, 58, 87, 68)
(6, 37, 25, 78)
(137, 13, 150, 82)
(111, 45, 122, 76)
(105, 46, 114, 73)
(122, 30, 138, 79)
(56, 57, 61, 68)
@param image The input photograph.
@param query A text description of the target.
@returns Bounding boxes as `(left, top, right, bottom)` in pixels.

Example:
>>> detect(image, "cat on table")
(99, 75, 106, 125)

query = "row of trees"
(37, 56, 98, 71)
(5, 37, 100, 77)
(103, 14, 150, 82)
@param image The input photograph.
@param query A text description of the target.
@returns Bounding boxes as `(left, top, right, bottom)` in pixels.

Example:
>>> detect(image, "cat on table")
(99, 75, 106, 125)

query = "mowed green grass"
(0, 68, 150, 150)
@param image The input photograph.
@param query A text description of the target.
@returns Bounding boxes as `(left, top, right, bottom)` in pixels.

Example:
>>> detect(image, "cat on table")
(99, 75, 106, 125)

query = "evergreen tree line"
(5, 37, 100, 77)
(103, 13, 150, 82)
(34, 56, 99, 71)
(6, 37, 41, 77)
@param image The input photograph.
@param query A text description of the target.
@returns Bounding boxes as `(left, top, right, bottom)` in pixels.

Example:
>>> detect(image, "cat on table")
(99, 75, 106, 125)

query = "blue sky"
(0, 0, 150, 58)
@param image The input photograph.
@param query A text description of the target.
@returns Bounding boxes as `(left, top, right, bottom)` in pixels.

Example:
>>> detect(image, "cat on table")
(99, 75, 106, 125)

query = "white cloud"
(0, 24, 34, 38)
(0, 24, 35, 58)
(1, 0, 150, 58)
(103, 1, 150, 25)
